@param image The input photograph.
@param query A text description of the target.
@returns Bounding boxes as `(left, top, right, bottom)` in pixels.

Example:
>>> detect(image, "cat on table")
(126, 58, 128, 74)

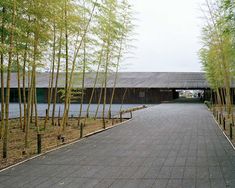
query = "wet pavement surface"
(0, 104, 235, 188)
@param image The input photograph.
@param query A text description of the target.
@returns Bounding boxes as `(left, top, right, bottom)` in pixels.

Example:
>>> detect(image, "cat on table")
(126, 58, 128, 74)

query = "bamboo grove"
(0, 0, 134, 159)
(199, 0, 235, 124)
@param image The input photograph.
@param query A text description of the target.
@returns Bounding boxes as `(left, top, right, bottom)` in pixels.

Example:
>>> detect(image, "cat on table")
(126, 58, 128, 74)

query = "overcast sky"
(123, 0, 205, 72)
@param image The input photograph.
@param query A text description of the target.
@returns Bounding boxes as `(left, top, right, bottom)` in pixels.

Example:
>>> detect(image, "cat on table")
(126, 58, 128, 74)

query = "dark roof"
(1, 72, 210, 89)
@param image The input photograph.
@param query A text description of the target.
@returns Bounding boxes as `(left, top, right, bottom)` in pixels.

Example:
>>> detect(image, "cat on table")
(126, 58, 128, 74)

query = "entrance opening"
(174, 89, 204, 103)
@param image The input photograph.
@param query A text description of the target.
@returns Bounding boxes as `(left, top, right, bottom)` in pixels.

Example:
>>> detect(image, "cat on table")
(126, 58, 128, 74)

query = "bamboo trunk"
(3, 1, 16, 158)
(78, 39, 86, 127)
(30, 81, 34, 123)
(61, 1, 97, 130)
(108, 33, 124, 119)
(231, 89, 234, 125)
(44, 20, 56, 128)
(102, 44, 111, 129)
(120, 88, 128, 112)
(108, 58, 120, 118)
(64, 0, 69, 128)
(25, 71, 33, 149)
(16, 53, 23, 129)
(108, 70, 118, 119)
(22, 42, 28, 132)
(52, 29, 63, 126)
(95, 84, 104, 120)
(34, 71, 38, 128)
(85, 45, 104, 119)
(0, 7, 5, 139)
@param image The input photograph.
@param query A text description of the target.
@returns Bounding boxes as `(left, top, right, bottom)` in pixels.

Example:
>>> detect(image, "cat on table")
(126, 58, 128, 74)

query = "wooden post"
(230, 123, 233, 140)
(223, 117, 226, 130)
(219, 113, 222, 125)
(120, 112, 123, 122)
(130, 111, 133, 119)
(102, 116, 105, 129)
(80, 122, 83, 138)
(37, 134, 42, 154)
(112, 118, 114, 125)
(46, 109, 48, 119)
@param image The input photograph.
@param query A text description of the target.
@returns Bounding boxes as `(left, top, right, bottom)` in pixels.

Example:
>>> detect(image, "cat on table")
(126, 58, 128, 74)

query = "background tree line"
(0, 0, 134, 159)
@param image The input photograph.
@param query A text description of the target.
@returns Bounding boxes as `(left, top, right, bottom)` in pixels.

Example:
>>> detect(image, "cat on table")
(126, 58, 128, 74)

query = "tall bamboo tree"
(3, 0, 16, 158)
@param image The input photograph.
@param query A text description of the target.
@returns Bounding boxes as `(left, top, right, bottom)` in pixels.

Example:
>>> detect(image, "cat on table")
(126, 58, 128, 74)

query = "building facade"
(1, 72, 212, 104)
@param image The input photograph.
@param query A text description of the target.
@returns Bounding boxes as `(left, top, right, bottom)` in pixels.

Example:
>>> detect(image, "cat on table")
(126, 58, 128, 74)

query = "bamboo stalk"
(16, 53, 23, 129)
(0, 7, 5, 139)
(64, 0, 69, 128)
(22, 40, 28, 132)
(85, 45, 104, 119)
(3, 0, 16, 158)
(94, 83, 104, 120)
(52, 28, 63, 126)
(44, 19, 56, 129)
(120, 88, 128, 112)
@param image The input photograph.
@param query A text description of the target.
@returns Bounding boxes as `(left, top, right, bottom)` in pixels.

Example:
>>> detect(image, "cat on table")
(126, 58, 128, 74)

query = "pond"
(0, 103, 146, 118)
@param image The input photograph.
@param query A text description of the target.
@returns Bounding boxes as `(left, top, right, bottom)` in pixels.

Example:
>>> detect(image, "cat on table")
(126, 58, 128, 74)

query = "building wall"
(0, 88, 48, 103)
(1, 88, 176, 104)
(2, 88, 226, 105)
(66, 88, 174, 104)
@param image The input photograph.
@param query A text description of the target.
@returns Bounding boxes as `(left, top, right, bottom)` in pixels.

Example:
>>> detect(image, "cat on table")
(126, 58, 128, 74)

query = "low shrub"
(204, 100, 212, 109)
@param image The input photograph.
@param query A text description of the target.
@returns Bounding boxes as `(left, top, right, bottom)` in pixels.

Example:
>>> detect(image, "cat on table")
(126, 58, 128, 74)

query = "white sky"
(123, 0, 205, 72)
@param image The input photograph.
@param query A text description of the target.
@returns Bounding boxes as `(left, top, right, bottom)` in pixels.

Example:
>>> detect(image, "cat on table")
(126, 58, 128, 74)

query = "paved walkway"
(1, 104, 235, 188)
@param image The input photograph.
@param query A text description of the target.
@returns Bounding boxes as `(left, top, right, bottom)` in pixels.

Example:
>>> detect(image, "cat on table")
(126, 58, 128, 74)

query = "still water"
(0, 103, 144, 118)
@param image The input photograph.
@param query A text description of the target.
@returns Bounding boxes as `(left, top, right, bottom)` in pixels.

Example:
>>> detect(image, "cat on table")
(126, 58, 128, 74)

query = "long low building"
(1, 72, 212, 104)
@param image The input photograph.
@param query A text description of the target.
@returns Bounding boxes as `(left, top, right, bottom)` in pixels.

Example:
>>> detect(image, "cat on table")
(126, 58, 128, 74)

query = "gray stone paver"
(1, 103, 235, 188)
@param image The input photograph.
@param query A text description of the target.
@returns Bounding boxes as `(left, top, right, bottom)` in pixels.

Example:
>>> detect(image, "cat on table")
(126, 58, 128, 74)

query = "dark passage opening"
(173, 89, 205, 103)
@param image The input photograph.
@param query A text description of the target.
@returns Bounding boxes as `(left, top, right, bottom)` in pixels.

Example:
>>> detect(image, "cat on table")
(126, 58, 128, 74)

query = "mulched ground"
(211, 106, 235, 146)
